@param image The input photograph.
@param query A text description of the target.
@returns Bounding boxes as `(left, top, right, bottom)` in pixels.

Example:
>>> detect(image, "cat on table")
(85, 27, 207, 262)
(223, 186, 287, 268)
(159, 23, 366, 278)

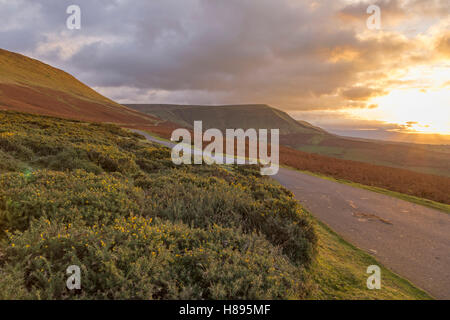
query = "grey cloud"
(0, 29, 40, 52)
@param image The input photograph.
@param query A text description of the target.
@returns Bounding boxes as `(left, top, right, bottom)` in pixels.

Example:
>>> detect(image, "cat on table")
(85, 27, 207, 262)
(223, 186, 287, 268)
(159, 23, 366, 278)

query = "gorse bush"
(0, 169, 144, 233)
(1, 217, 309, 299)
(0, 111, 316, 299)
(142, 170, 315, 266)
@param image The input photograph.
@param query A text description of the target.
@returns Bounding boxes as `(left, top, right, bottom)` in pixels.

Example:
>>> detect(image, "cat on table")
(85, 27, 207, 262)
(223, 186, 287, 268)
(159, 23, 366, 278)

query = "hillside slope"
(126, 104, 326, 135)
(0, 49, 158, 127)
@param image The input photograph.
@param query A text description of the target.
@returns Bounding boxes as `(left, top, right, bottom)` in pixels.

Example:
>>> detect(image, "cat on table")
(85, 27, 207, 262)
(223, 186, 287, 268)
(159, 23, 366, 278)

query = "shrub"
(34, 149, 102, 174)
(142, 170, 316, 266)
(1, 217, 309, 299)
(83, 144, 139, 174)
(0, 134, 34, 160)
(0, 149, 21, 172)
(0, 169, 145, 233)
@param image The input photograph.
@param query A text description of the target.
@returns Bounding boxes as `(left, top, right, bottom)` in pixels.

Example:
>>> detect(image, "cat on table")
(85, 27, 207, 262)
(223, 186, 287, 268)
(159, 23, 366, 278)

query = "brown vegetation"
(281, 132, 450, 174)
(144, 126, 450, 204)
(0, 83, 159, 127)
(279, 145, 450, 204)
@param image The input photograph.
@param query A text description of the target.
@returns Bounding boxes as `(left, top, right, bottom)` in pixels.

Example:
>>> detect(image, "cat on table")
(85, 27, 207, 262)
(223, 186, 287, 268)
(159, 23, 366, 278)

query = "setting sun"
(347, 63, 450, 135)
(371, 89, 449, 134)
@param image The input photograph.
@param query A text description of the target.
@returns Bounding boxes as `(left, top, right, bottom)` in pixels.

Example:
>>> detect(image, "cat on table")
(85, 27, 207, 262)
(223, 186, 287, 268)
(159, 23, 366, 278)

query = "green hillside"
(126, 104, 326, 135)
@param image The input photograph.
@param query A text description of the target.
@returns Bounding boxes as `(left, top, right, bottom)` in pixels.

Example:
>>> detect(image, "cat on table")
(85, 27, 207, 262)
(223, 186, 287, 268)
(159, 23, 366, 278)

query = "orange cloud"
(341, 87, 387, 101)
(435, 32, 450, 58)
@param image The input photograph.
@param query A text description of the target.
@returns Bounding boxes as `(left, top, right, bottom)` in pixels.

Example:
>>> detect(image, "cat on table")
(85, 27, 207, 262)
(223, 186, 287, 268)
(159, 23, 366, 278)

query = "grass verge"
(308, 217, 432, 299)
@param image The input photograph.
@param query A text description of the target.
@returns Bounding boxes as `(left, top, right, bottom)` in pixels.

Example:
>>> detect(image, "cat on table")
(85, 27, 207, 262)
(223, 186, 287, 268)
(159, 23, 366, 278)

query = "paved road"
(134, 130, 175, 148)
(274, 167, 450, 299)
(135, 130, 450, 299)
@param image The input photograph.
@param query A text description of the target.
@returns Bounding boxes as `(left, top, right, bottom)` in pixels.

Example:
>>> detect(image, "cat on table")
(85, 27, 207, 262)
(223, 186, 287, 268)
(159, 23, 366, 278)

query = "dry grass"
(279, 145, 450, 205)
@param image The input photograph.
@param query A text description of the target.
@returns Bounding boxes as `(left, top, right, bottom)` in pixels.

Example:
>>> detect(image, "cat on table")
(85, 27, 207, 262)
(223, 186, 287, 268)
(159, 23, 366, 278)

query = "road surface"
(274, 167, 450, 299)
(135, 130, 450, 299)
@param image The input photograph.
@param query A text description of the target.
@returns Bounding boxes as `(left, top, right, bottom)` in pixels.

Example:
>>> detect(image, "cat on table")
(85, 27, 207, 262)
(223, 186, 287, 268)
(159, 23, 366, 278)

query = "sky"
(0, 0, 449, 141)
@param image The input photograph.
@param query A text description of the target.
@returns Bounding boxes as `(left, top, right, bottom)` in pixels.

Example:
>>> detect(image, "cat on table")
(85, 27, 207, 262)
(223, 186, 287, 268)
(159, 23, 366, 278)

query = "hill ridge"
(0, 48, 158, 127)
(125, 103, 327, 135)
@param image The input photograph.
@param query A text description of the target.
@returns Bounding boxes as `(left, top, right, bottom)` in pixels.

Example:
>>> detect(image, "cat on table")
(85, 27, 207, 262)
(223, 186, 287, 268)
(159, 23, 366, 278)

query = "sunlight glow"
(347, 65, 450, 135)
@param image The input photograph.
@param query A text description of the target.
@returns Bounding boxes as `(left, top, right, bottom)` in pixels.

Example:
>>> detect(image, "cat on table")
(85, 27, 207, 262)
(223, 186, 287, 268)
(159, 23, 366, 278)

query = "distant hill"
(126, 104, 327, 135)
(127, 104, 450, 177)
(328, 128, 450, 145)
(0, 49, 158, 126)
